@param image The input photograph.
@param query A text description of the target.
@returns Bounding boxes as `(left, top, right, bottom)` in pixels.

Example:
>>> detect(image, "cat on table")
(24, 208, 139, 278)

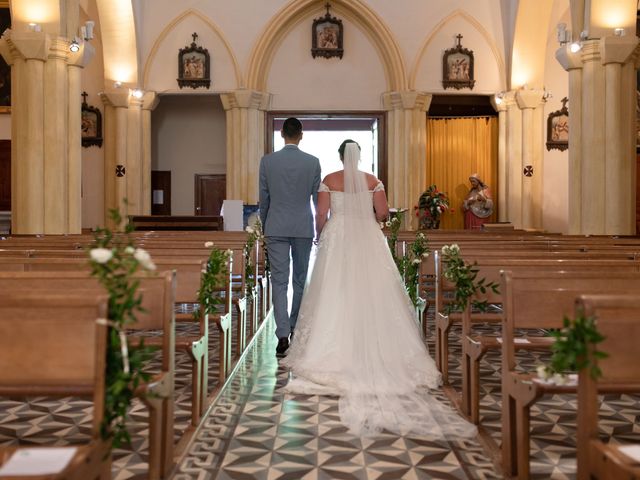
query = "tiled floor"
(173, 319, 498, 480)
(2, 306, 639, 479)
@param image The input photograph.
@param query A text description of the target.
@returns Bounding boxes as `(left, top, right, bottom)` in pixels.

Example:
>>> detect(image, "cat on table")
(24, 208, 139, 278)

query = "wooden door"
(637, 153, 640, 235)
(0, 140, 10, 211)
(194, 174, 226, 216)
(151, 170, 171, 215)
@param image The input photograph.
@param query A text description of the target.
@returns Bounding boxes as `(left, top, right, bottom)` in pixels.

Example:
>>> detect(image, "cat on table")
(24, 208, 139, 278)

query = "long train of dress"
(282, 183, 476, 438)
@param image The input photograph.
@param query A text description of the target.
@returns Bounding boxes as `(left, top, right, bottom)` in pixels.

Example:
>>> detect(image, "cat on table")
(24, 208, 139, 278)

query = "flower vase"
(419, 215, 440, 229)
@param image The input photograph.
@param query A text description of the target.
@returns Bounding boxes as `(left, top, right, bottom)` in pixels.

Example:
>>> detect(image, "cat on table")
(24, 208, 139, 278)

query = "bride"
(282, 141, 476, 438)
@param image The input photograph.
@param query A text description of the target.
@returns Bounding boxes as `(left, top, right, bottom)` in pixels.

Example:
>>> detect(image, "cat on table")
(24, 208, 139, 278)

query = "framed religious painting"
(442, 34, 475, 90)
(311, 2, 343, 59)
(177, 32, 211, 89)
(546, 97, 569, 152)
(81, 92, 103, 148)
(0, 1, 11, 113)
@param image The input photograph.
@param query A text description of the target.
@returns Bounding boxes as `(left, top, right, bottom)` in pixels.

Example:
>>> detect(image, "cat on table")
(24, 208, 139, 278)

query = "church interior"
(1, 0, 640, 479)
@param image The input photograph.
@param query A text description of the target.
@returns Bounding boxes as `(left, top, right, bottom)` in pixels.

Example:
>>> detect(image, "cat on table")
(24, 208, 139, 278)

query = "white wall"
(267, 16, 387, 110)
(542, 0, 570, 233)
(151, 94, 226, 215)
(81, 0, 106, 229)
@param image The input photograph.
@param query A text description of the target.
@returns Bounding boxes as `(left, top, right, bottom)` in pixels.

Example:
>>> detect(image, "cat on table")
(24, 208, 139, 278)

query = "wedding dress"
(282, 143, 476, 439)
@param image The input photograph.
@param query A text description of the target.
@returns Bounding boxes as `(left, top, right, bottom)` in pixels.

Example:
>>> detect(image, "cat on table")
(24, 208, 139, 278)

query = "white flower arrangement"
(204, 241, 214, 248)
(90, 247, 113, 264)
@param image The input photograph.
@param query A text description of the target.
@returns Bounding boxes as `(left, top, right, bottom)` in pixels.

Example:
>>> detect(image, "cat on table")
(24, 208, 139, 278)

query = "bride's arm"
(315, 191, 331, 240)
(373, 188, 389, 222)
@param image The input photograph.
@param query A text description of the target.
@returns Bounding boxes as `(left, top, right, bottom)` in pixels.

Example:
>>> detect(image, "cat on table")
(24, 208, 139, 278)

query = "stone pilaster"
(515, 88, 545, 230)
(220, 89, 271, 204)
(382, 91, 432, 229)
(0, 28, 90, 234)
(504, 91, 522, 228)
(556, 34, 638, 235)
(142, 92, 159, 215)
(491, 95, 508, 222)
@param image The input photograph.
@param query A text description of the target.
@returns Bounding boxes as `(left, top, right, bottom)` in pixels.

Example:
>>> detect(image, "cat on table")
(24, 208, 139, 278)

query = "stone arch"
(409, 8, 506, 91)
(246, 0, 406, 92)
(142, 8, 242, 89)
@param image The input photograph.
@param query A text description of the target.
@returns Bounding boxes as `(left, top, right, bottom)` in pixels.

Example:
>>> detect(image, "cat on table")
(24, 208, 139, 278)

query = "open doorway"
(267, 113, 386, 186)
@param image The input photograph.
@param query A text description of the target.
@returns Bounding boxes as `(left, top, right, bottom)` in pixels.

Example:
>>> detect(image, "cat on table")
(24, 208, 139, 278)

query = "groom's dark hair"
(282, 117, 303, 139)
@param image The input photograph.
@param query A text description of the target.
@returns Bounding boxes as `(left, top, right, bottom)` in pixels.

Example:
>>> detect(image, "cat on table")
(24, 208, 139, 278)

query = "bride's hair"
(338, 139, 361, 160)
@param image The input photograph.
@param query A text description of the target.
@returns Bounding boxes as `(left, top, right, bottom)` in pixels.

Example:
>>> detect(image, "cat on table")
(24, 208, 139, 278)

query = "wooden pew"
(500, 270, 640, 479)
(0, 293, 111, 480)
(434, 250, 640, 384)
(576, 294, 640, 480)
(0, 271, 176, 479)
(457, 258, 640, 424)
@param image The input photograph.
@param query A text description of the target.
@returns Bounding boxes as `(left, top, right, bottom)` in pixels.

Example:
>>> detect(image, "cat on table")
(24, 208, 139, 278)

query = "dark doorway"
(151, 170, 171, 215)
(0, 140, 10, 211)
(195, 174, 226, 216)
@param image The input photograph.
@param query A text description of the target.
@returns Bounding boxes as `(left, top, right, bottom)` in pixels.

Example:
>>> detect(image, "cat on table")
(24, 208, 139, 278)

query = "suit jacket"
(259, 144, 321, 238)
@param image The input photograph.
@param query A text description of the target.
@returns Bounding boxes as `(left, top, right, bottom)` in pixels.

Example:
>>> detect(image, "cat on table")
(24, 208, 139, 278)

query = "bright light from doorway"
(273, 130, 377, 181)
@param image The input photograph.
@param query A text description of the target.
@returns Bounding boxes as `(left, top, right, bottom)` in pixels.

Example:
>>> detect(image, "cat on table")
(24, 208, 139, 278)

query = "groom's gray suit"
(259, 144, 321, 340)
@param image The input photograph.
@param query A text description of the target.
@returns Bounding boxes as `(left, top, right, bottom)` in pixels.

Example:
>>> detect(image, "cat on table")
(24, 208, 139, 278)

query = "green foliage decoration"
(440, 244, 499, 314)
(385, 210, 430, 308)
(87, 207, 157, 448)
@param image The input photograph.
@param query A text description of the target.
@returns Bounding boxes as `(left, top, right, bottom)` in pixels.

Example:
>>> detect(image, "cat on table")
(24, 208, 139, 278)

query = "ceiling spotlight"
(69, 39, 80, 53)
(131, 89, 144, 99)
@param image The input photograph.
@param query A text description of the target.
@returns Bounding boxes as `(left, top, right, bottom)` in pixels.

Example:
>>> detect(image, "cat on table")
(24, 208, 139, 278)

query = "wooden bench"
(129, 215, 223, 231)
(0, 293, 111, 480)
(0, 271, 176, 479)
(576, 294, 640, 480)
(500, 270, 640, 479)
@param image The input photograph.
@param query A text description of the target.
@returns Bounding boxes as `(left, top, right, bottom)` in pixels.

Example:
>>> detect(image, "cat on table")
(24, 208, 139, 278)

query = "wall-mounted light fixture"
(614, 27, 626, 37)
(69, 38, 80, 53)
(556, 23, 570, 45)
(131, 89, 144, 99)
(494, 92, 504, 105)
(27, 22, 41, 32)
(113, 81, 123, 89)
(542, 90, 552, 100)
(569, 42, 582, 53)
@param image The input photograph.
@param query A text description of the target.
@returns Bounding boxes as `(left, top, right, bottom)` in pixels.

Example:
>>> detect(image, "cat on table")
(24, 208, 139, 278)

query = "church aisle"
(173, 319, 499, 480)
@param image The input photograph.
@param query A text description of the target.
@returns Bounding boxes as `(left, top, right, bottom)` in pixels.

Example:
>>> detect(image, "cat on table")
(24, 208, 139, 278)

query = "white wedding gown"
(282, 144, 476, 439)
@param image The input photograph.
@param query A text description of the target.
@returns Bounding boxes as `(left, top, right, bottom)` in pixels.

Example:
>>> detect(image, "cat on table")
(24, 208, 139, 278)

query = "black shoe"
(275, 337, 289, 357)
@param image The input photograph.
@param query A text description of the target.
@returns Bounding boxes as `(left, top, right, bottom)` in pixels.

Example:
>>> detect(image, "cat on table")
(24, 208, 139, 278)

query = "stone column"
(220, 89, 271, 203)
(491, 96, 508, 222)
(141, 92, 159, 215)
(600, 35, 638, 234)
(557, 34, 638, 235)
(382, 91, 432, 229)
(504, 91, 522, 228)
(100, 92, 130, 226)
(556, 46, 583, 233)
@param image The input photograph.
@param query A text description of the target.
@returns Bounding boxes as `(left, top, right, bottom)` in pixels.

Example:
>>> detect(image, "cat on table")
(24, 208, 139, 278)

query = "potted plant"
(415, 185, 451, 229)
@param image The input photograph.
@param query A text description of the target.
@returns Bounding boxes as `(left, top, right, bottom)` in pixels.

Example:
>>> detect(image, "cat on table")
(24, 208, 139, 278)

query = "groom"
(259, 117, 321, 357)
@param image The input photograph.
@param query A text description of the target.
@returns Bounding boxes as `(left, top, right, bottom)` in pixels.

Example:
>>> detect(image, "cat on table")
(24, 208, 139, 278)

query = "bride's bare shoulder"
(365, 173, 382, 190)
(323, 171, 343, 190)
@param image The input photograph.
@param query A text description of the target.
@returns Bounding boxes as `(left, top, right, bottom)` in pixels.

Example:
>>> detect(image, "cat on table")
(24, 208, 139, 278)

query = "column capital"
(490, 93, 507, 112)
(220, 89, 271, 110)
(515, 88, 545, 110)
(599, 35, 639, 65)
(3, 29, 51, 61)
(382, 90, 432, 111)
(100, 92, 130, 108)
(48, 37, 71, 62)
(555, 45, 583, 71)
(141, 91, 159, 111)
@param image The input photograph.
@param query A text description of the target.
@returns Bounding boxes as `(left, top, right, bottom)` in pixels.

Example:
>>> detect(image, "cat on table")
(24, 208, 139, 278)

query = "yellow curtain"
(425, 116, 498, 230)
